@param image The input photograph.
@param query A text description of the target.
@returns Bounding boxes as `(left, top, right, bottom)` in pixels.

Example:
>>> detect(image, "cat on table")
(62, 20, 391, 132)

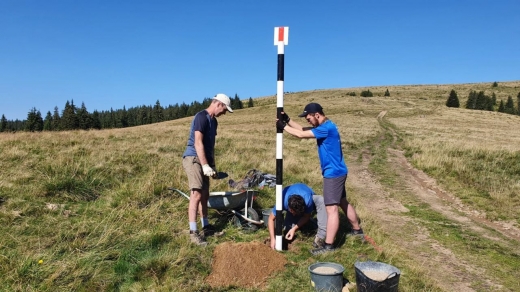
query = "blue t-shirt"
(182, 110, 218, 166)
(311, 119, 348, 178)
(272, 183, 315, 214)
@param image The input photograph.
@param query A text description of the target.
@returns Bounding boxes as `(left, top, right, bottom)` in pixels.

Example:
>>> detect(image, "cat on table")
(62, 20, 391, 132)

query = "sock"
(189, 222, 197, 231)
(201, 217, 209, 227)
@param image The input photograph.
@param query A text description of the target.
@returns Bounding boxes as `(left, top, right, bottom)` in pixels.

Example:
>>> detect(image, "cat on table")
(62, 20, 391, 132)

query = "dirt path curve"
(346, 111, 519, 291)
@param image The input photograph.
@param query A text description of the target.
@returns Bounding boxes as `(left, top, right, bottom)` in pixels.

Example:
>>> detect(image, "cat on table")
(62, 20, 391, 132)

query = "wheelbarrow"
(169, 188, 264, 232)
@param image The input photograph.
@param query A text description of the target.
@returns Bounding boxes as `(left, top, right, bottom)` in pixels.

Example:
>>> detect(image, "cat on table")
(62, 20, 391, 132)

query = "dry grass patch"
(1, 81, 519, 291)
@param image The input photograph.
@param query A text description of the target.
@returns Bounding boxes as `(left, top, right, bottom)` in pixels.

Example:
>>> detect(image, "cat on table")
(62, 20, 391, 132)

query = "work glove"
(281, 112, 290, 123)
(210, 164, 218, 178)
(276, 120, 286, 131)
(202, 164, 216, 177)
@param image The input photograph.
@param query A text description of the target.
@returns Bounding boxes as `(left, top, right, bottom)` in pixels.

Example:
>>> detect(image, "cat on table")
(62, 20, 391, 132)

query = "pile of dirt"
(206, 241, 287, 289)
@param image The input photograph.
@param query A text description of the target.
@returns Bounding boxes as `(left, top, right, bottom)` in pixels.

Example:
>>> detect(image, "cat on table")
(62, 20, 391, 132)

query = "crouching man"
(268, 183, 327, 250)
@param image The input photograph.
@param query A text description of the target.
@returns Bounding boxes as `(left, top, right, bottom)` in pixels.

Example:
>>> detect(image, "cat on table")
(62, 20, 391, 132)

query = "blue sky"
(1, 0, 519, 120)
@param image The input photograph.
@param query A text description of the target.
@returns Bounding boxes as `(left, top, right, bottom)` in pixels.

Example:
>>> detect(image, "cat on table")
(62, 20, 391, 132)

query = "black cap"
(298, 103, 323, 117)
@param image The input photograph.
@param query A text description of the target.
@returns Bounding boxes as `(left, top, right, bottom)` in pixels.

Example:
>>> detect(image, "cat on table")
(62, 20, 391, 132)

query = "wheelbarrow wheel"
(232, 207, 259, 233)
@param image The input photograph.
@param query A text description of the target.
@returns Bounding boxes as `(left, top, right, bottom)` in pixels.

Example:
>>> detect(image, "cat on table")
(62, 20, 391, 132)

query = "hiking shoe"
(202, 224, 216, 236)
(202, 224, 225, 237)
(189, 231, 207, 246)
(313, 236, 325, 249)
(311, 243, 336, 256)
(347, 228, 365, 242)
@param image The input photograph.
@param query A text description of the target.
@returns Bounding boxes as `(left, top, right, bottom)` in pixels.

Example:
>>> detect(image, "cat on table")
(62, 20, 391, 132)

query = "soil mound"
(206, 241, 287, 289)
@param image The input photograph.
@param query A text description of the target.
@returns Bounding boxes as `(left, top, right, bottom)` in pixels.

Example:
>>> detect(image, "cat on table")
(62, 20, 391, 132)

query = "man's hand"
(270, 237, 276, 250)
(281, 112, 290, 123)
(210, 165, 218, 178)
(202, 164, 216, 177)
(276, 120, 286, 131)
(285, 227, 296, 241)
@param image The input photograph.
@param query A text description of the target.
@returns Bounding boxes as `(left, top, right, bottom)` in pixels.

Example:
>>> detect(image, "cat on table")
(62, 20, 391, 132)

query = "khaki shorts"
(182, 156, 210, 191)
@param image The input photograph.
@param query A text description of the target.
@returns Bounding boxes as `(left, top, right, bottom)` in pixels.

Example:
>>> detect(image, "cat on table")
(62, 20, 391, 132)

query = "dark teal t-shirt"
(182, 110, 217, 166)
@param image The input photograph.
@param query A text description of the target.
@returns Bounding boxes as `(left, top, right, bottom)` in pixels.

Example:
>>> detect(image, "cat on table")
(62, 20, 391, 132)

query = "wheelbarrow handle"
(168, 188, 191, 200)
(230, 210, 264, 225)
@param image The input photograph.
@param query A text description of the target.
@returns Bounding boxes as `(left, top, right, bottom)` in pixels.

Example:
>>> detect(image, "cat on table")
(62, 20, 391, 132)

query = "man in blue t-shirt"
(276, 102, 363, 255)
(182, 93, 233, 246)
(267, 183, 327, 250)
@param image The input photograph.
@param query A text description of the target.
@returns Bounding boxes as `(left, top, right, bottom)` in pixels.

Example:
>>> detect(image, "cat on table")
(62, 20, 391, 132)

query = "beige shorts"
(182, 156, 209, 191)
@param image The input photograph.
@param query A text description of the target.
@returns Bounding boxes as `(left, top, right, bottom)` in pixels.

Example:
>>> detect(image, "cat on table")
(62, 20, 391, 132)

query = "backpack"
(228, 169, 276, 190)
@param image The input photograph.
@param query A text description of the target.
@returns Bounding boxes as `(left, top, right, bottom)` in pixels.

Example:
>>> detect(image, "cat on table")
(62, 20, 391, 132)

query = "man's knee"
(190, 189, 203, 199)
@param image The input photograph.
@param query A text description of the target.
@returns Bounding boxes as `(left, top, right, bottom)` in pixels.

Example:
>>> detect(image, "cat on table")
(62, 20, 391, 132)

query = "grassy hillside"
(1, 81, 519, 291)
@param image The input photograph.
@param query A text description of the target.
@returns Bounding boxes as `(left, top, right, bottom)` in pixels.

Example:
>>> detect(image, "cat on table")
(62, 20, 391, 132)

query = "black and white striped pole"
(274, 26, 288, 251)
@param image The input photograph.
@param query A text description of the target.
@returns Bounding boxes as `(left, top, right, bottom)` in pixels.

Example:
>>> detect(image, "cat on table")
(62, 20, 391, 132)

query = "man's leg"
(189, 189, 202, 226)
(199, 188, 221, 236)
(322, 175, 347, 245)
(311, 176, 347, 255)
(339, 198, 360, 230)
(312, 195, 327, 240)
(198, 188, 209, 224)
(183, 156, 208, 245)
(325, 204, 339, 244)
(310, 204, 338, 255)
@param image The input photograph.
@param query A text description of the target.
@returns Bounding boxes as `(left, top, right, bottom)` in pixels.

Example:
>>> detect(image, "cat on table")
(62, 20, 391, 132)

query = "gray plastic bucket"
(355, 261, 400, 292)
(262, 209, 271, 227)
(309, 262, 345, 292)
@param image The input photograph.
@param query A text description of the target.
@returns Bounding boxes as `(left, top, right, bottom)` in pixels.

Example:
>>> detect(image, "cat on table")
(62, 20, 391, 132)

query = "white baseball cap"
(213, 93, 233, 113)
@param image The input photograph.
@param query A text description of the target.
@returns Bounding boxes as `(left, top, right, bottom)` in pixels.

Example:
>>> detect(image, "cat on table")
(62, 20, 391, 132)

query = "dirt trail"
(346, 111, 519, 292)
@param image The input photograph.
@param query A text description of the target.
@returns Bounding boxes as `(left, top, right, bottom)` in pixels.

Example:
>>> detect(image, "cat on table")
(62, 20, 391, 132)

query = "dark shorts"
(323, 175, 347, 205)
(182, 156, 209, 191)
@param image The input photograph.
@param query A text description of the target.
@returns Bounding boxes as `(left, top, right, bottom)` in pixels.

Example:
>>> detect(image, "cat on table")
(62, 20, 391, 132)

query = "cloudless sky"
(1, 0, 519, 120)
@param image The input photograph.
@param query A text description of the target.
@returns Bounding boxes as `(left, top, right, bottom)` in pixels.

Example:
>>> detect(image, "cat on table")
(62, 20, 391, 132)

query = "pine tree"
(52, 106, 61, 131)
(491, 92, 497, 106)
(77, 102, 92, 130)
(152, 100, 164, 123)
(475, 91, 488, 110)
(109, 108, 116, 128)
(247, 97, 254, 108)
(0, 114, 7, 132)
(384, 89, 390, 97)
(179, 102, 189, 118)
(25, 108, 44, 132)
(498, 100, 505, 112)
(465, 91, 477, 109)
(517, 91, 520, 115)
(202, 97, 212, 109)
(232, 94, 243, 110)
(505, 96, 515, 114)
(119, 106, 129, 127)
(79, 103, 91, 129)
(43, 111, 53, 131)
(91, 111, 102, 129)
(485, 97, 494, 111)
(492, 81, 498, 87)
(187, 101, 203, 116)
(446, 89, 460, 108)
(136, 106, 148, 125)
(61, 100, 79, 130)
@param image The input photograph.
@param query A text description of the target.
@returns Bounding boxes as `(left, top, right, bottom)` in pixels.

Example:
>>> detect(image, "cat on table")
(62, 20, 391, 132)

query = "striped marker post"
(274, 26, 288, 251)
